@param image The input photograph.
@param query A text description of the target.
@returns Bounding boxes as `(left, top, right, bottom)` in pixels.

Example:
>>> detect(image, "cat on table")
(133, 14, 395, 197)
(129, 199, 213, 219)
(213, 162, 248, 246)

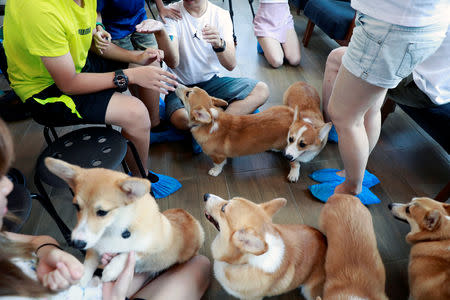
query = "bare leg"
(225, 82, 269, 115)
(129, 255, 211, 300)
(258, 37, 284, 68)
(322, 47, 346, 122)
(105, 93, 151, 175)
(328, 66, 387, 195)
(281, 29, 301, 66)
(170, 108, 190, 131)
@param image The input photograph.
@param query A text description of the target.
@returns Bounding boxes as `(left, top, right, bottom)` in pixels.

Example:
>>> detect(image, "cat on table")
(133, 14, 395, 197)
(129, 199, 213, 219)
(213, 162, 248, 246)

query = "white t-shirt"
(260, 0, 288, 3)
(164, 1, 234, 85)
(351, 0, 449, 27)
(413, 26, 450, 105)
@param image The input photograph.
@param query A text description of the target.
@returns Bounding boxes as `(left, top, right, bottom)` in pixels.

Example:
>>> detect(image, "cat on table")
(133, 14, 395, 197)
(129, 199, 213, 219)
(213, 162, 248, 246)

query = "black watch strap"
(113, 69, 128, 93)
(213, 39, 226, 53)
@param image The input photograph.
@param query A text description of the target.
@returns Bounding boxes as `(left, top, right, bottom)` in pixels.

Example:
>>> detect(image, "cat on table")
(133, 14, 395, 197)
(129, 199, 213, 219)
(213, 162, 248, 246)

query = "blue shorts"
(342, 12, 447, 89)
(165, 75, 258, 119)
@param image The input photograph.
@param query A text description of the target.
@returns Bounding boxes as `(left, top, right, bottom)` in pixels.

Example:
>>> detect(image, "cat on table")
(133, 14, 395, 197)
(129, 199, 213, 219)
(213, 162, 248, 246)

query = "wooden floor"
(4, 1, 450, 299)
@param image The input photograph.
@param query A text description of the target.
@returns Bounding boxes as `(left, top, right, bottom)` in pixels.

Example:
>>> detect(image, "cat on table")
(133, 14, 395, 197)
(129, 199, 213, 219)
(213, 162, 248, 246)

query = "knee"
(170, 108, 189, 130)
(326, 47, 346, 72)
(253, 81, 270, 104)
(122, 97, 151, 130)
(189, 255, 211, 293)
(266, 54, 284, 68)
(286, 53, 301, 66)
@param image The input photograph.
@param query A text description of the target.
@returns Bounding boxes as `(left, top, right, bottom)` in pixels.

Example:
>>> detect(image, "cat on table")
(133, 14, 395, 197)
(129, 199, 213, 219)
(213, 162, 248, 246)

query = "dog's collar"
(122, 229, 131, 239)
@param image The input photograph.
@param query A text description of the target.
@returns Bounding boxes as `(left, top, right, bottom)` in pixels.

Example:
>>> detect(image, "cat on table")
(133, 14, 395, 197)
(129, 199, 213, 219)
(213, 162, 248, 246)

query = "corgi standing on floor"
(204, 193, 327, 300)
(283, 82, 332, 182)
(175, 84, 295, 178)
(45, 157, 205, 286)
(319, 194, 388, 300)
(389, 197, 450, 300)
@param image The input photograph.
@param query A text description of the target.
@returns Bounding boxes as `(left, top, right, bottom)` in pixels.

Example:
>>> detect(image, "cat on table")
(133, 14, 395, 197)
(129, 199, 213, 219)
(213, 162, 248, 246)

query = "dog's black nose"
(204, 193, 210, 202)
(388, 203, 393, 210)
(72, 240, 87, 250)
(285, 154, 294, 161)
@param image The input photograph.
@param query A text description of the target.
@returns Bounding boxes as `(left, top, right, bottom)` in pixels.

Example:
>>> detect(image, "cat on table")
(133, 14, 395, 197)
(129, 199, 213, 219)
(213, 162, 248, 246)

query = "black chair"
(34, 126, 147, 245)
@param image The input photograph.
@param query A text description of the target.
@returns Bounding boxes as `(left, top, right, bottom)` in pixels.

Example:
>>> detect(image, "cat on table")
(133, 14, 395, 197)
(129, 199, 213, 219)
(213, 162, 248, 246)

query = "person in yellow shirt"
(3, 0, 180, 198)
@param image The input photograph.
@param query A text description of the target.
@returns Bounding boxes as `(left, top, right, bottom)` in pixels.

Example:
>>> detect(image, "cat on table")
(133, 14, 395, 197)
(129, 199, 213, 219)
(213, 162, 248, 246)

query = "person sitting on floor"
(0, 117, 211, 300)
(3, 0, 181, 198)
(138, 0, 270, 136)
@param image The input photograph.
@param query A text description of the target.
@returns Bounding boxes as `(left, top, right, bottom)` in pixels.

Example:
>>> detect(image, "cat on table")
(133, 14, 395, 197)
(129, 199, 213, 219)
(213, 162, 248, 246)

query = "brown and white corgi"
(204, 193, 326, 300)
(45, 157, 204, 286)
(389, 197, 450, 300)
(283, 82, 332, 182)
(175, 84, 295, 179)
(319, 194, 388, 300)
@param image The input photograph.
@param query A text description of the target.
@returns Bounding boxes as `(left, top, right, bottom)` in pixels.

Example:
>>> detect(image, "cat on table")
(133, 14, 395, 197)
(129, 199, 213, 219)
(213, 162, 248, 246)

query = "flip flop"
(309, 168, 380, 188)
(308, 181, 380, 205)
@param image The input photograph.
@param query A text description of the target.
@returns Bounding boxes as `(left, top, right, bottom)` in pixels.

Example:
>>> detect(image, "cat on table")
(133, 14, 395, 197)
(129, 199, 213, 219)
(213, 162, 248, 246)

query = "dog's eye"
(221, 203, 228, 213)
(405, 206, 410, 214)
(73, 203, 80, 212)
(185, 91, 191, 97)
(299, 141, 306, 148)
(288, 137, 294, 143)
(96, 210, 108, 217)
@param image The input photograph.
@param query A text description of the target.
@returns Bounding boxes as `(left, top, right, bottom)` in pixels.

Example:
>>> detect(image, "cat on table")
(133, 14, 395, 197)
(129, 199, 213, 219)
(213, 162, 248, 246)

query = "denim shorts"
(112, 31, 158, 50)
(342, 12, 447, 89)
(165, 75, 258, 119)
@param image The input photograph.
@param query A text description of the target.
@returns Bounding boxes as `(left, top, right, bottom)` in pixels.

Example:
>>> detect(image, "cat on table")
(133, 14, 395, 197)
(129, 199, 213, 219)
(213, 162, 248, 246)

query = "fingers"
(160, 15, 167, 24)
(101, 253, 116, 265)
(168, 8, 182, 20)
(57, 251, 84, 280)
(43, 269, 70, 291)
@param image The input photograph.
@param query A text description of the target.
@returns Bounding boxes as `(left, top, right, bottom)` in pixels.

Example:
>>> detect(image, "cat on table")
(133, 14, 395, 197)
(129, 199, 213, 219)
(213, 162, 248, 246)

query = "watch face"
(116, 75, 127, 87)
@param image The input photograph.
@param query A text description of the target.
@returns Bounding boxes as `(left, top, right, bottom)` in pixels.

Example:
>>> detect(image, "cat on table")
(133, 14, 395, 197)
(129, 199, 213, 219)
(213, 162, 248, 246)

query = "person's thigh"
(130, 32, 158, 50)
(199, 75, 258, 104)
(342, 12, 447, 89)
(164, 91, 185, 120)
(281, 29, 301, 65)
(105, 92, 150, 129)
(112, 34, 135, 51)
(258, 36, 284, 67)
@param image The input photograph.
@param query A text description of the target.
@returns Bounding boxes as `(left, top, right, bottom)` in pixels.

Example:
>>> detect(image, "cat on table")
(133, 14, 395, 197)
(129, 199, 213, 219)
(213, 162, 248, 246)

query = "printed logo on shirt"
(78, 27, 91, 35)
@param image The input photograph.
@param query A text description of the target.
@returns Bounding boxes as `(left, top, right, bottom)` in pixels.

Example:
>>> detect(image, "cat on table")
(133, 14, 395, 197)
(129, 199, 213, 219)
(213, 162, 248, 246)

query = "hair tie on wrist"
(96, 22, 106, 30)
(35, 243, 62, 255)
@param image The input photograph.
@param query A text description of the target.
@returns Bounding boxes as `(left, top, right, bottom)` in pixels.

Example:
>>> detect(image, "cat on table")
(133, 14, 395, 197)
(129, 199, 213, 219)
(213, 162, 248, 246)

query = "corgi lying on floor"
(175, 84, 295, 179)
(389, 197, 450, 300)
(283, 82, 332, 182)
(45, 157, 204, 286)
(204, 193, 326, 300)
(319, 194, 388, 300)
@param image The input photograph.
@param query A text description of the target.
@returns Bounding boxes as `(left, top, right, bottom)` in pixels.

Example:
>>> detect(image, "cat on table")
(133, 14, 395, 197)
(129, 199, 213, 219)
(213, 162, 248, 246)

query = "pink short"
(253, 3, 294, 44)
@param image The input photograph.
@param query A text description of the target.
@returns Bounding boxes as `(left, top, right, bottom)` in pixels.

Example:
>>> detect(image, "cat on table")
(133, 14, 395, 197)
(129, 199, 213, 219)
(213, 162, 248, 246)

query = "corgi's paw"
(101, 265, 121, 282)
(79, 273, 93, 287)
(208, 166, 222, 176)
(101, 253, 128, 282)
(287, 168, 300, 182)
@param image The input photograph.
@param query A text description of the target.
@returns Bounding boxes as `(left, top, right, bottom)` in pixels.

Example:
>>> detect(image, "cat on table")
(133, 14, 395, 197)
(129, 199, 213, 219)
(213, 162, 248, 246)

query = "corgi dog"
(175, 84, 295, 179)
(389, 197, 450, 300)
(204, 193, 326, 300)
(283, 82, 332, 182)
(45, 157, 204, 286)
(319, 194, 388, 300)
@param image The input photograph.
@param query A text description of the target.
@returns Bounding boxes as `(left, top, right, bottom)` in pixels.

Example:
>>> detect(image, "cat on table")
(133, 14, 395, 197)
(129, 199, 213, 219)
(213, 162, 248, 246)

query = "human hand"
(94, 28, 112, 55)
(135, 19, 165, 34)
(158, 6, 182, 24)
(128, 65, 178, 94)
(102, 252, 136, 300)
(134, 48, 164, 65)
(202, 24, 222, 48)
(36, 246, 84, 291)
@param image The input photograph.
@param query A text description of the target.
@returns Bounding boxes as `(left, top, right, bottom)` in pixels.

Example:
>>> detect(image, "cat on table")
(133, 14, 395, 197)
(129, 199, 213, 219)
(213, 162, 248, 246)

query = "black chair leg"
(249, 0, 255, 19)
(33, 173, 72, 245)
(228, 0, 237, 45)
(127, 140, 147, 178)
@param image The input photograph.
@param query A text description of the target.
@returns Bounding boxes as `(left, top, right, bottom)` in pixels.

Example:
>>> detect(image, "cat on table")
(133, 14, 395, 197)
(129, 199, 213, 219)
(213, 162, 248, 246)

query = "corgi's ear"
(118, 177, 151, 200)
(443, 203, 450, 216)
(192, 107, 212, 123)
(211, 97, 228, 107)
(44, 157, 80, 188)
(232, 228, 267, 255)
(293, 106, 299, 122)
(319, 122, 332, 141)
(423, 210, 441, 231)
(260, 198, 287, 218)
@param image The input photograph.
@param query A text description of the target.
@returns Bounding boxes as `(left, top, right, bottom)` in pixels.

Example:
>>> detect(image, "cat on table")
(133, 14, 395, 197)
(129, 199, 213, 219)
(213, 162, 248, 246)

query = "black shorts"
(26, 53, 128, 127)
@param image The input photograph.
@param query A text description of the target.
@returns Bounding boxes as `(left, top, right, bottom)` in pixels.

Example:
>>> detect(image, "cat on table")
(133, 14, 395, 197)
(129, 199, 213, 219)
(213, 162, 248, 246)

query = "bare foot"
(334, 180, 361, 196)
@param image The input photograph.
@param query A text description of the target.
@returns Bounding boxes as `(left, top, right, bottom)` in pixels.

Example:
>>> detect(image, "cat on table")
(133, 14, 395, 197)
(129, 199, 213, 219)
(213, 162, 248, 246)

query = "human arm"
(155, 0, 182, 24)
(5, 232, 83, 291)
(135, 19, 179, 68)
(41, 52, 177, 95)
(94, 11, 112, 55)
(102, 252, 136, 300)
(202, 24, 236, 71)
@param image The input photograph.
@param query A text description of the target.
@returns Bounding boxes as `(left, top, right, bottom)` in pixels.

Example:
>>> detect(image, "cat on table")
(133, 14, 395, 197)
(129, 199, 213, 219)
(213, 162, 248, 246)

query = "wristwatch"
(113, 69, 128, 92)
(212, 38, 226, 53)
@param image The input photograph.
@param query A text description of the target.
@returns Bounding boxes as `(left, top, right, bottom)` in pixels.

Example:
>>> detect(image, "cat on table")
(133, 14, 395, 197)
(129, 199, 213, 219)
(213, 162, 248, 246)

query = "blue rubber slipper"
(309, 168, 380, 188)
(328, 125, 338, 143)
(150, 126, 187, 144)
(308, 181, 380, 205)
(257, 41, 264, 54)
